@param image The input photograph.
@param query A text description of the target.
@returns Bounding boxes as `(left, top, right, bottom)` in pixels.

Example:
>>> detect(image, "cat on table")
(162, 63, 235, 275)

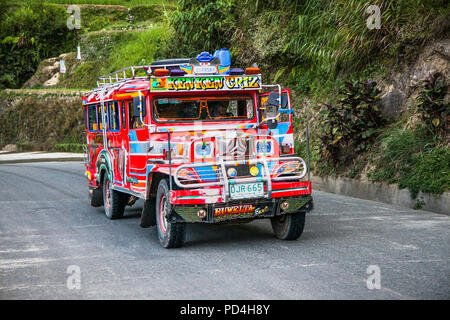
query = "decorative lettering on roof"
(150, 75, 261, 92)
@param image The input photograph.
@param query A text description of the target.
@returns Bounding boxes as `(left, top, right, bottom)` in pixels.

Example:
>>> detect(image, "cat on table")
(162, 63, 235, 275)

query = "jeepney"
(82, 50, 313, 248)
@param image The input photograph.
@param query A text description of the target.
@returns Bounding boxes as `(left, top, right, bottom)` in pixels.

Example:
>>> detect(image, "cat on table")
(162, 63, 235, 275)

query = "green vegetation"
(167, 1, 449, 199)
(51, 143, 85, 153)
(317, 80, 384, 167)
(0, 1, 78, 88)
(107, 24, 172, 72)
(16, 0, 174, 7)
(0, 91, 84, 151)
(399, 147, 450, 198)
(416, 72, 448, 139)
(168, 0, 449, 96)
(0, 0, 448, 199)
(55, 23, 172, 89)
(0, 0, 175, 89)
(368, 126, 449, 198)
(365, 72, 449, 198)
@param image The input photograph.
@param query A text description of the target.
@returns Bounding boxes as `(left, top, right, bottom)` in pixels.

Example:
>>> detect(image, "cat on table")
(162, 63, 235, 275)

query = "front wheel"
(271, 211, 306, 240)
(155, 179, 186, 248)
(102, 173, 126, 219)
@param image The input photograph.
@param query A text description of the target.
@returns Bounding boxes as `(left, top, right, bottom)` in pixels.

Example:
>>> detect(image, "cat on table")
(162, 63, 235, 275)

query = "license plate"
(229, 182, 264, 199)
(193, 66, 217, 74)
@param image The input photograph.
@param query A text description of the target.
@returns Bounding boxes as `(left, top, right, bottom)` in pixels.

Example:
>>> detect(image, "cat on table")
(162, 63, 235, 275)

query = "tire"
(155, 179, 186, 248)
(271, 211, 306, 240)
(102, 173, 126, 219)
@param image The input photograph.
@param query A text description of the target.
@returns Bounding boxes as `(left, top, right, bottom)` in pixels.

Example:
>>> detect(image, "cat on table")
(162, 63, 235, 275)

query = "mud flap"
(140, 197, 156, 228)
(90, 186, 103, 207)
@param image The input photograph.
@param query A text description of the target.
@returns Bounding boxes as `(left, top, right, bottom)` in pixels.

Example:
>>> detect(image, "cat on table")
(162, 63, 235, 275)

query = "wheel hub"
(159, 195, 168, 233)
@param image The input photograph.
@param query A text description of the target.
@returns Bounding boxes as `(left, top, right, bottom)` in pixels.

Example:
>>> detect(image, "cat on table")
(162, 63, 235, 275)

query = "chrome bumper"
(173, 157, 307, 202)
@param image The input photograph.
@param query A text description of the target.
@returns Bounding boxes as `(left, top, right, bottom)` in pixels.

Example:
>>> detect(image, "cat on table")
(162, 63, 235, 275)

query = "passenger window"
(109, 101, 120, 131)
(128, 100, 144, 129)
(121, 102, 126, 130)
(97, 104, 108, 131)
(87, 105, 97, 131)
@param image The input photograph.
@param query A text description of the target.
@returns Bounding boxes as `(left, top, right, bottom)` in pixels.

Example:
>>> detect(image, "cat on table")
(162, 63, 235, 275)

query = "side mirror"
(266, 91, 288, 108)
(267, 119, 278, 129)
(133, 96, 146, 117)
(279, 108, 294, 115)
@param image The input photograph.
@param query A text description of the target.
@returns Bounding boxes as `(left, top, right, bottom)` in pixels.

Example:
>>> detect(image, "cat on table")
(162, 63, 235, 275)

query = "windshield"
(152, 94, 254, 122)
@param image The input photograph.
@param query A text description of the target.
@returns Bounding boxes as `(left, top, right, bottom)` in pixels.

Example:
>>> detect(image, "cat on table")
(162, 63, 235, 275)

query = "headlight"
(178, 168, 198, 181)
(227, 167, 237, 177)
(249, 166, 259, 176)
(256, 140, 272, 155)
(194, 141, 214, 159)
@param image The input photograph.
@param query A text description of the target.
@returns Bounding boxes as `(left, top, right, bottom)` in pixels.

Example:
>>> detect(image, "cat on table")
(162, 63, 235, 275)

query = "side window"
(109, 101, 120, 132)
(128, 100, 144, 130)
(87, 105, 97, 131)
(121, 102, 127, 130)
(96, 104, 102, 130)
(97, 103, 108, 131)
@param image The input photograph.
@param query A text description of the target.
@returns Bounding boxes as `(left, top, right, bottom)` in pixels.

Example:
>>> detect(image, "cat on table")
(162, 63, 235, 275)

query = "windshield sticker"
(151, 78, 167, 91)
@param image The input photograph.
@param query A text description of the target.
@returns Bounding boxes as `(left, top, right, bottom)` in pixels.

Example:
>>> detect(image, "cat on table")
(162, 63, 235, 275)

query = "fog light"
(281, 143, 291, 154)
(197, 209, 207, 218)
(250, 166, 259, 177)
(280, 201, 290, 211)
(227, 167, 237, 177)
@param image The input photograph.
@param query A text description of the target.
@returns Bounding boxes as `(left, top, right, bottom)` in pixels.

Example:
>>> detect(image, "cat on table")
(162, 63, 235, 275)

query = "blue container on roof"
(213, 49, 231, 75)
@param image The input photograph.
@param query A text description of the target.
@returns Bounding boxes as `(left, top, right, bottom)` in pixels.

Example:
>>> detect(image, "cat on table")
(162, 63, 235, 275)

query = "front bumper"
(170, 180, 311, 205)
(168, 156, 312, 223)
(168, 194, 313, 223)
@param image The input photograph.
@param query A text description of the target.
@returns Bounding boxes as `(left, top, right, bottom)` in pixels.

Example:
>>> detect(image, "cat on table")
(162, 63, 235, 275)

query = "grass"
(54, 22, 172, 89)
(51, 143, 85, 153)
(69, 1, 174, 84)
(106, 23, 172, 72)
(367, 126, 449, 198)
(0, 90, 84, 151)
(398, 146, 450, 198)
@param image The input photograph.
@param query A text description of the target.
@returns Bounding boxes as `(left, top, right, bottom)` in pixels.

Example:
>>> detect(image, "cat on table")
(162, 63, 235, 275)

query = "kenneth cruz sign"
(151, 75, 262, 92)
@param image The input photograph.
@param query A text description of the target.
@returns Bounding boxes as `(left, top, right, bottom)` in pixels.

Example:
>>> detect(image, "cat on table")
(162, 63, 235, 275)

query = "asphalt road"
(0, 162, 448, 300)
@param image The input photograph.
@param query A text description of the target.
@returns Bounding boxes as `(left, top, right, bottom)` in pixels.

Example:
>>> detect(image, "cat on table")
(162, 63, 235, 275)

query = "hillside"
(0, 0, 448, 201)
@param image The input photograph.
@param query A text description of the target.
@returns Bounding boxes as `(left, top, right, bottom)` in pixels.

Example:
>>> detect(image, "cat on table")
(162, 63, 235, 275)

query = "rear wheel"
(155, 179, 186, 248)
(102, 173, 126, 219)
(271, 211, 306, 240)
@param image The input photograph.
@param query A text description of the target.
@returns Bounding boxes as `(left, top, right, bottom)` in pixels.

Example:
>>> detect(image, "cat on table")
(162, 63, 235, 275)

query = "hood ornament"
(222, 131, 247, 158)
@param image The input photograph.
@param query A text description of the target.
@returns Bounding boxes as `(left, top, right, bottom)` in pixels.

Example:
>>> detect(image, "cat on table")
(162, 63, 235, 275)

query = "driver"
(212, 101, 231, 118)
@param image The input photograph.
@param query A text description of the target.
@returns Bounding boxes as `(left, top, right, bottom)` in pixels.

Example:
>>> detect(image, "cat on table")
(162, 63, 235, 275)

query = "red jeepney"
(82, 51, 313, 248)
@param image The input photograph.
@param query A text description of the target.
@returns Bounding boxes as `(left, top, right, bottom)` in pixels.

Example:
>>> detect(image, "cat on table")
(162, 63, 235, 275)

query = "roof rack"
(97, 65, 149, 87)
(96, 60, 190, 88)
(151, 58, 190, 66)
